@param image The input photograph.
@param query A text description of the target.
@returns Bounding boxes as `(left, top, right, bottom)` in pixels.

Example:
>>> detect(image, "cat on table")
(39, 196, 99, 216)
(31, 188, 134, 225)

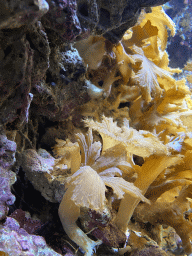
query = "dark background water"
(164, 0, 192, 68)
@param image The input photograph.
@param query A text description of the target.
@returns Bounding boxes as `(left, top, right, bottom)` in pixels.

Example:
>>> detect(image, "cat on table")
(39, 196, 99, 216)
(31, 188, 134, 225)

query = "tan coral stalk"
(58, 166, 104, 255)
(53, 139, 81, 174)
(115, 155, 182, 232)
(58, 187, 101, 255)
(102, 65, 120, 98)
(59, 164, 148, 254)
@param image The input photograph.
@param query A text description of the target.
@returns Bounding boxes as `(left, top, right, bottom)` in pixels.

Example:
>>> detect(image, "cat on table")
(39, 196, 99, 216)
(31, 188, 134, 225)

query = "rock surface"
(0, 217, 61, 256)
(0, 134, 16, 220)
(19, 148, 67, 203)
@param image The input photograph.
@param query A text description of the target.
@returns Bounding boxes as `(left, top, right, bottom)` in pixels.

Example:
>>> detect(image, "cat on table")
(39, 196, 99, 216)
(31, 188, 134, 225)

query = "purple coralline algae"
(0, 134, 16, 170)
(10, 209, 43, 235)
(0, 170, 16, 220)
(0, 134, 16, 220)
(0, 217, 61, 256)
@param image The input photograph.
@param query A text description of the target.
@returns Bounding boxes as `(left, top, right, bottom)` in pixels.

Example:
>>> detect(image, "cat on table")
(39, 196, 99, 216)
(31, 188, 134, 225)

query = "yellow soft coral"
(84, 116, 168, 157)
(61, 4, 192, 255)
(57, 127, 149, 255)
(139, 6, 176, 51)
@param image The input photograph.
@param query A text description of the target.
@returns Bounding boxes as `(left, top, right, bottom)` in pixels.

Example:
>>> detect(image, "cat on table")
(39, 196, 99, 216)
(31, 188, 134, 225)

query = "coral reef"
(0, 0, 192, 256)
(55, 5, 192, 255)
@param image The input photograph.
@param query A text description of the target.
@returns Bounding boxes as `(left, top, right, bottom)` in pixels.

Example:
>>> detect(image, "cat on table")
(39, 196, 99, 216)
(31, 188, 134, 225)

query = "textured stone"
(0, 217, 61, 256)
(0, 0, 49, 29)
(31, 45, 89, 121)
(80, 208, 126, 248)
(0, 134, 16, 170)
(27, 21, 50, 85)
(0, 22, 50, 127)
(19, 148, 67, 203)
(42, 0, 82, 42)
(0, 169, 16, 220)
(0, 32, 32, 126)
(0, 134, 16, 220)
